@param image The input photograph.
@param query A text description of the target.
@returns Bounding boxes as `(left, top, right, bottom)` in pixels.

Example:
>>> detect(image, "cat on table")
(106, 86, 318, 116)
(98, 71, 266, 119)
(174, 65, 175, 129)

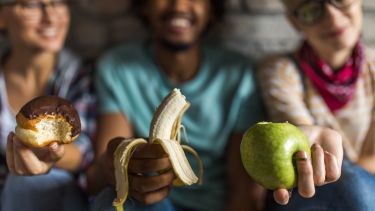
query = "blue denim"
(1, 168, 88, 211)
(266, 159, 375, 211)
(91, 187, 195, 211)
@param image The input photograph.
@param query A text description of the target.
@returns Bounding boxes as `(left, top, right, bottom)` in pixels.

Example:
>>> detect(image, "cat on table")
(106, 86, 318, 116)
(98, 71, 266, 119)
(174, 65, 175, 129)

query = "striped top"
(257, 47, 375, 161)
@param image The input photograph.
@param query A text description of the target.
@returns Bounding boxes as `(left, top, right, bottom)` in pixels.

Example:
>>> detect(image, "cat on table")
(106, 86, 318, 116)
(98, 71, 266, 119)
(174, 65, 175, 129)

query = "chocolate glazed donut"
(15, 96, 81, 147)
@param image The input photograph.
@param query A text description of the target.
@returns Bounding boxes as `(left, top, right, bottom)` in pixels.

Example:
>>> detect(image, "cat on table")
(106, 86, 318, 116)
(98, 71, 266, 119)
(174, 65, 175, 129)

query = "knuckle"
(134, 194, 148, 204)
(326, 171, 340, 183)
(162, 170, 175, 182)
(135, 184, 148, 193)
(143, 196, 157, 205)
(314, 175, 325, 186)
(323, 128, 342, 144)
(31, 168, 45, 175)
(29, 168, 39, 175)
(299, 189, 315, 198)
(144, 188, 169, 205)
(15, 169, 24, 175)
(298, 164, 313, 175)
(8, 168, 15, 174)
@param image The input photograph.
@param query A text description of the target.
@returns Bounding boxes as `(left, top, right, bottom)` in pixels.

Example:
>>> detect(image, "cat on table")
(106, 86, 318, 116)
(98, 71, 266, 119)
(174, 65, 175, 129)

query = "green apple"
(240, 122, 311, 190)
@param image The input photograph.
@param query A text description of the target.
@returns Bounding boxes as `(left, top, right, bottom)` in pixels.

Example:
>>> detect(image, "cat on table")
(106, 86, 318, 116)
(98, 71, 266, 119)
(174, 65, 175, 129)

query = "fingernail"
(296, 151, 308, 161)
(49, 142, 58, 151)
(312, 143, 322, 150)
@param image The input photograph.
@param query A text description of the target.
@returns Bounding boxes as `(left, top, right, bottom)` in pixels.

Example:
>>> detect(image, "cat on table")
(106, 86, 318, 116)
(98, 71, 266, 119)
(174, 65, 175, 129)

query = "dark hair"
(131, 0, 225, 23)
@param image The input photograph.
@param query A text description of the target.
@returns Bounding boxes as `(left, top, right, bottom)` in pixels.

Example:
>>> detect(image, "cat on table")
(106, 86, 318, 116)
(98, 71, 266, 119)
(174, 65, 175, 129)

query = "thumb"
(48, 142, 64, 162)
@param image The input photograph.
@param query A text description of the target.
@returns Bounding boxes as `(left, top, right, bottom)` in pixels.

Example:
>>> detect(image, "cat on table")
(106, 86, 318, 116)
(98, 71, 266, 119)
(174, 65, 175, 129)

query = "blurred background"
(9, 0, 375, 60)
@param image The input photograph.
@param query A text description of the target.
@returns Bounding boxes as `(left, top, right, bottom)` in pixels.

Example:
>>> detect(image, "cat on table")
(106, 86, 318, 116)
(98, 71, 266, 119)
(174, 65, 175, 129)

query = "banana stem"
(115, 205, 124, 211)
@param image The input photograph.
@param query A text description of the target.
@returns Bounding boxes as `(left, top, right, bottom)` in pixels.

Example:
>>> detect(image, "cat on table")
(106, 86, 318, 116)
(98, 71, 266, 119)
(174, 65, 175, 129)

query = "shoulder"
(59, 48, 82, 66)
(257, 53, 301, 81)
(58, 48, 94, 79)
(204, 45, 254, 69)
(365, 47, 375, 64)
(203, 45, 256, 88)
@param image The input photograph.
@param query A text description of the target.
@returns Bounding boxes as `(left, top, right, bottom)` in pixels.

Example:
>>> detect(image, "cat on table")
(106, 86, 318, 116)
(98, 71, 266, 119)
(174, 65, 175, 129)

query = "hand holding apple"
(240, 122, 343, 205)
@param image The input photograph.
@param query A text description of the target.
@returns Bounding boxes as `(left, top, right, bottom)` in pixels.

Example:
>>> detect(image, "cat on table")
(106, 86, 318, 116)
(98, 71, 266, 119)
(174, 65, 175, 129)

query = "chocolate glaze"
(19, 96, 81, 137)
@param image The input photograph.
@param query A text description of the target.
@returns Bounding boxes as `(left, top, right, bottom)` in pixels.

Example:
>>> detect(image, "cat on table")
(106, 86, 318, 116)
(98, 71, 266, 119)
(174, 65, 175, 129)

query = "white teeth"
(170, 18, 191, 28)
(112, 89, 203, 211)
(39, 29, 58, 38)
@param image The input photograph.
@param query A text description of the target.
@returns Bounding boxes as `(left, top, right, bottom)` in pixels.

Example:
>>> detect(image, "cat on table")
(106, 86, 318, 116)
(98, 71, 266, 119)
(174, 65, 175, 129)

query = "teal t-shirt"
(95, 41, 265, 211)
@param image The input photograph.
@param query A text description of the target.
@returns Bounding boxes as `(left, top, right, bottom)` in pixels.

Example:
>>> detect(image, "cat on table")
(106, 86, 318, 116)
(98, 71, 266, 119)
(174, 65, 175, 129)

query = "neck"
(155, 42, 201, 83)
(1, 48, 58, 111)
(4, 48, 56, 77)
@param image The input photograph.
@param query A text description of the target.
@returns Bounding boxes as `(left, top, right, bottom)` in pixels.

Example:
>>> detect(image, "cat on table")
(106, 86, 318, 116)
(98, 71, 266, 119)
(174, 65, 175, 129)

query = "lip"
(37, 28, 60, 39)
(167, 19, 191, 34)
(324, 27, 347, 38)
(163, 14, 194, 35)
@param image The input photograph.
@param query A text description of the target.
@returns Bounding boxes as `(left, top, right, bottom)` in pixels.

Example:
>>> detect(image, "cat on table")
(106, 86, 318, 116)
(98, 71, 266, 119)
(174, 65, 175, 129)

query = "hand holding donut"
(6, 96, 81, 175)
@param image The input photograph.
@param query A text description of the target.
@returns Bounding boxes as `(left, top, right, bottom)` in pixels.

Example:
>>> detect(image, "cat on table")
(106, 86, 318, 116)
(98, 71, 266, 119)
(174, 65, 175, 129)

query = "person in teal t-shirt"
(87, 0, 343, 210)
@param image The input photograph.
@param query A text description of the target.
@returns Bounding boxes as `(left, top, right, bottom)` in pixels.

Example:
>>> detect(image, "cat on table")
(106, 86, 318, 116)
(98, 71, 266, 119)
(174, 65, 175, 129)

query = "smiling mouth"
(38, 28, 59, 38)
(162, 12, 195, 31)
(325, 27, 347, 38)
(170, 18, 191, 28)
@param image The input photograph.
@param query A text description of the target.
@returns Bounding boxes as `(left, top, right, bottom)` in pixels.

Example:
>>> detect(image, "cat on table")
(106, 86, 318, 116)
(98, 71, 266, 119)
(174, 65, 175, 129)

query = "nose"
(322, 3, 344, 25)
(170, 0, 190, 12)
(41, 4, 58, 22)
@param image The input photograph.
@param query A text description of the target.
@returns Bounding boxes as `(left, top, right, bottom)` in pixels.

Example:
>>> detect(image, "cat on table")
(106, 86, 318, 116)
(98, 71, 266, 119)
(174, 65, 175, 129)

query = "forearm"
(84, 113, 134, 195)
(55, 144, 82, 172)
(226, 134, 265, 211)
(227, 181, 266, 211)
(85, 154, 111, 195)
(357, 154, 375, 175)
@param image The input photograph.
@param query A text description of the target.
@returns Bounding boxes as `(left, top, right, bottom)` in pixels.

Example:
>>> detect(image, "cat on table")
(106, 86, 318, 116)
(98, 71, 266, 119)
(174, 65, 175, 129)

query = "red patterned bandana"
(297, 41, 365, 113)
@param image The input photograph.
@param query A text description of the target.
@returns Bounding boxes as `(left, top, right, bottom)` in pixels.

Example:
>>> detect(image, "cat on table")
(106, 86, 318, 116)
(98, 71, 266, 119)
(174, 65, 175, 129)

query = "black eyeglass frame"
(292, 0, 356, 25)
(0, 0, 70, 8)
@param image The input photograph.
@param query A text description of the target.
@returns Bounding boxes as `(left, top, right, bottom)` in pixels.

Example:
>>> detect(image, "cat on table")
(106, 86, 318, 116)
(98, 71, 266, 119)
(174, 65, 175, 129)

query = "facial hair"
(160, 39, 195, 52)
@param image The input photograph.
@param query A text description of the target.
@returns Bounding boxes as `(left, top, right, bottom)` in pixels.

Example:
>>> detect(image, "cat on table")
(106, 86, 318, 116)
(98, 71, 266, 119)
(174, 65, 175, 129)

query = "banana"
(113, 89, 203, 211)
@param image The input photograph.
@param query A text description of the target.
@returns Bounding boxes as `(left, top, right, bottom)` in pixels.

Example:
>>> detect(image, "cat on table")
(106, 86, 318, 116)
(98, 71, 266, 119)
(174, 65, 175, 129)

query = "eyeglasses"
(0, 0, 68, 21)
(292, 0, 356, 25)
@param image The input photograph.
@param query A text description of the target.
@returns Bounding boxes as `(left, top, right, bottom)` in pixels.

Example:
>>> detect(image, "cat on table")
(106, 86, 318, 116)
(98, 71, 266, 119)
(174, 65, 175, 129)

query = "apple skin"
(240, 122, 311, 190)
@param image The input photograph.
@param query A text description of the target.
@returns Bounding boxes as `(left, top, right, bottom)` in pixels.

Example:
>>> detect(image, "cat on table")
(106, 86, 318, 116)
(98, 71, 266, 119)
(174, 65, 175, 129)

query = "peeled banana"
(113, 89, 203, 211)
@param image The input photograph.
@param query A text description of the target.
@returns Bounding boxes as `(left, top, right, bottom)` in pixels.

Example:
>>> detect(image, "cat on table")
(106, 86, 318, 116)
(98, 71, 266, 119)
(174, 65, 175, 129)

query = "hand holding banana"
(112, 89, 203, 211)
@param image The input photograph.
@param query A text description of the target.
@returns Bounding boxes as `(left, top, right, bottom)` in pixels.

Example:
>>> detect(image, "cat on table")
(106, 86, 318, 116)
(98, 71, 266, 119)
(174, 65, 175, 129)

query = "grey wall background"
(8, 0, 375, 60)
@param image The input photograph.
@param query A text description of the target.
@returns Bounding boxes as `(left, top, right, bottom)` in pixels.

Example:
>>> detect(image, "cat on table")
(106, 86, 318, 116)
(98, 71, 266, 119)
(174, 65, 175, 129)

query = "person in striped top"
(0, 0, 96, 210)
(258, 0, 375, 210)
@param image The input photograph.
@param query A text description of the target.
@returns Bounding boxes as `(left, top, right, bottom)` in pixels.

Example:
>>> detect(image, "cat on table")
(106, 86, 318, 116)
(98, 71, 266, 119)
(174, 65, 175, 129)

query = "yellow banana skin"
(113, 89, 203, 211)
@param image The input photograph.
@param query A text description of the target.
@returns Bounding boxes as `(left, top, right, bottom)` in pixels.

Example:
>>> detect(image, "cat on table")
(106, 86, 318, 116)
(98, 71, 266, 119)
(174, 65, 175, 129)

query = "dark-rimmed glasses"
(0, 0, 68, 21)
(292, 0, 356, 25)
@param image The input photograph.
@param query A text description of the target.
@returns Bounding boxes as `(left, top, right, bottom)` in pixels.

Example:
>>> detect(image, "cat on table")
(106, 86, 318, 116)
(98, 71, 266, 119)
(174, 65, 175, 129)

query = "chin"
(332, 39, 358, 52)
(161, 39, 194, 52)
(322, 36, 358, 53)
(34, 43, 64, 53)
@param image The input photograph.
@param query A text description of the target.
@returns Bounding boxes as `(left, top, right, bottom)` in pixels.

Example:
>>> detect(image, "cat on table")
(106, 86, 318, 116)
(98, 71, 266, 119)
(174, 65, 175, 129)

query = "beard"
(160, 38, 196, 52)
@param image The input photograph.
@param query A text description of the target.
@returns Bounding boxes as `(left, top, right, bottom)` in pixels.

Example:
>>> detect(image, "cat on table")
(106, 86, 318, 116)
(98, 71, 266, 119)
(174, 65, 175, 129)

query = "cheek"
(61, 18, 70, 34)
(8, 23, 34, 41)
(352, 14, 362, 34)
(347, 4, 363, 32)
(194, 9, 211, 32)
(302, 27, 320, 42)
